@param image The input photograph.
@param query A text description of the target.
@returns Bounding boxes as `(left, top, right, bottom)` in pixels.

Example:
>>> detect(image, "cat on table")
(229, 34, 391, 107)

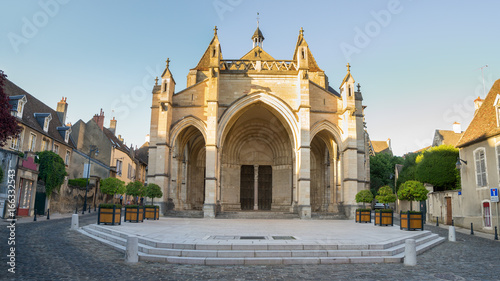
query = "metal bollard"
(75, 205, 78, 214)
(436, 217, 439, 226)
(495, 226, 498, 240)
(47, 209, 50, 220)
(451, 219, 454, 226)
(34, 212, 37, 221)
(471, 223, 474, 235)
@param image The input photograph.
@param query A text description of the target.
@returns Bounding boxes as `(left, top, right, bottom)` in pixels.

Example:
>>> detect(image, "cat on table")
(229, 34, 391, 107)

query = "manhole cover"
(240, 236, 266, 240)
(272, 236, 295, 240)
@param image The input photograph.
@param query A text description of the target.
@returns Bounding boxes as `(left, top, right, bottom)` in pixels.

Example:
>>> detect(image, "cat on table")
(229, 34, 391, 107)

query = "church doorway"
(239, 165, 273, 210)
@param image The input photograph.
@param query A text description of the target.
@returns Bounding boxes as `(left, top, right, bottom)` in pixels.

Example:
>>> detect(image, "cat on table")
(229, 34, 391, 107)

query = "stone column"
(254, 165, 259, 210)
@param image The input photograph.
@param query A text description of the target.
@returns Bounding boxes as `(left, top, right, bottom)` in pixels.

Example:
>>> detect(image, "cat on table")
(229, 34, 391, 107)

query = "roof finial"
(346, 63, 351, 72)
(300, 27, 304, 36)
(256, 12, 260, 28)
(166, 58, 170, 68)
(357, 83, 361, 92)
(155, 77, 159, 86)
(214, 25, 218, 36)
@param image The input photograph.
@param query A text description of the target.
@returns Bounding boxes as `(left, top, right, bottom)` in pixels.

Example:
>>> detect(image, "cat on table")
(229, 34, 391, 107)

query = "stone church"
(147, 25, 370, 219)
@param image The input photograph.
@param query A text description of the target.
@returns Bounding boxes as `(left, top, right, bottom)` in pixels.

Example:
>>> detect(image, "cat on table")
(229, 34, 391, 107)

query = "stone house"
(0, 79, 74, 217)
(148, 26, 370, 218)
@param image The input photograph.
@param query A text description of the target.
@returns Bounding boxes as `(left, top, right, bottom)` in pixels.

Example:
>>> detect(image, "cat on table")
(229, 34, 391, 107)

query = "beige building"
(148, 26, 369, 218)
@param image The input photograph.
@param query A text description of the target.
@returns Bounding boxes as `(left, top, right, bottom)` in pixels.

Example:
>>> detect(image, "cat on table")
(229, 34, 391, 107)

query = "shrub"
(126, 181, 144, 198)
(355, 190, 374, 209)
(100, 177, 125, 203)
(397, 180, 429, 211)
(99, 203, 121, 209)
(125, 204, 142, 208)
(375, 185, 397, 207)
(68, 178, 88, 188)
(36, 151, 67, 196)
(143, 183, 163, 205)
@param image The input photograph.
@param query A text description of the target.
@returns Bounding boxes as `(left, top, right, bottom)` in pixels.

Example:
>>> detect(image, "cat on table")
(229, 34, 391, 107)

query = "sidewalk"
(0, 210, 95, 225)
(427, 220, 500, 242)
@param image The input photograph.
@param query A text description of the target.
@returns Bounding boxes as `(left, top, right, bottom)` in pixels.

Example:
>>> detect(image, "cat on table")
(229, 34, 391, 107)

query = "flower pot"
(98, 205, 121, 225)
(144, 206, 160, 220)
(355, 209, 371, 223)
(374, 210, 393, 226)
(124, 207, 144, 222)
(400, 211, 424, 231)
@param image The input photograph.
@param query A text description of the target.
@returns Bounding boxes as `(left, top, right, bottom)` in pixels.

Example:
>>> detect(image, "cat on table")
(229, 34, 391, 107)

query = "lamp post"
(83, 145, 99, 214)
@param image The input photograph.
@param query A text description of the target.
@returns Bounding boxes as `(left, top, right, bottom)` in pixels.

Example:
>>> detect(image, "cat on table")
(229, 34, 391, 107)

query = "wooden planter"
(374, 210, 393, 226)
(144, 206, 160, 220)
(400, 211, 424, 231)
(98, 206, 121, 225)
(355, 209, 371, 223)
(124, 207, 144, 222)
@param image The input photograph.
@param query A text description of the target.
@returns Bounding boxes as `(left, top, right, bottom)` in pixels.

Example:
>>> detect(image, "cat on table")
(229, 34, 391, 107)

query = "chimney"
(92, 108, 105, 130)
(145, 134, 150, 143)
(56, 97, 68, 125)
(474, 96, 483, 115)
(109, 117, 117, 135)
(118, 134, 124, 142)
(453, 122, 462, 134)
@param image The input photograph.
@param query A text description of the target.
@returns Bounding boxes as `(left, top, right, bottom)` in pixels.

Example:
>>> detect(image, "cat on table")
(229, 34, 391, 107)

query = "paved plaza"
(1, 213, 500, 280)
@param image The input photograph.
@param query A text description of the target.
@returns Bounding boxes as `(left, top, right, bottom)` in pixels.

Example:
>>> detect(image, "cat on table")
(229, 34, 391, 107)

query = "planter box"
(355, 210, 371, 223)
(144, 206, 160, 220)
(98, 206, 121, 225)
(124, 207, 144, 222)
(374, 210, 393, 226)
(400, 211, 424, 231)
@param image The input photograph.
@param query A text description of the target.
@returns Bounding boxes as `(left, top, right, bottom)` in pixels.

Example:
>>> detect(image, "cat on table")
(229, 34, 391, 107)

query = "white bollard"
(125, 236, 139, 263)
(404, 239, 417, 266)
(71, 214, 79, 230)
(448, 226, 456, 242)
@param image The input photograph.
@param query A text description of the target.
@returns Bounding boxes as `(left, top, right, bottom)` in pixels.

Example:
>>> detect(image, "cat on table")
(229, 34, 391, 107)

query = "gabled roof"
(457, 79, 500, 147)
(292, 29, 322, 72)
(103, 127, 130, 155)
(192, 33, 223, 71)
(3, 79, 75, 148)
(240, 46, 275, 61)
(372, 140, 392, 155)
(433, 130, 463, 147)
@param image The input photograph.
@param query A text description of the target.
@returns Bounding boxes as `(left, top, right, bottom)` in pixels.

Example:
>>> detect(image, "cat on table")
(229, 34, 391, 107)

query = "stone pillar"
(254, 165, 259, 210)
(297, 107, 311, 219)
(71, 214, 78, 230)
(204, 101, 218, 218)
(404, 239, 417, 266)
(125, 236, 139, 263)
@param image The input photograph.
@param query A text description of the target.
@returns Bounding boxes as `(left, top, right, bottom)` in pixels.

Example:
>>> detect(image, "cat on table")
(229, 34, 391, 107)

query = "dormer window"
(8, 95, 27, 118)
(57, 126, 71, 143)
(43, 114, 52, 132)
(65, 129, 70, 143)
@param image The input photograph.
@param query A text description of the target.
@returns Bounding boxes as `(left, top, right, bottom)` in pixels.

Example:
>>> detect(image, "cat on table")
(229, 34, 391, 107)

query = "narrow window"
(474, 148, 487, 187)
(29, 133, 37, 152)
(65, 150, 71, 165)
(483, 201, 491, 227)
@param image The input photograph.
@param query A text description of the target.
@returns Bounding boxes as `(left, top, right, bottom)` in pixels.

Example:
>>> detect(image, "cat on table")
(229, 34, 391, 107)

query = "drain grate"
(272, 236, 296, 240)
(240, 236, 266, 240)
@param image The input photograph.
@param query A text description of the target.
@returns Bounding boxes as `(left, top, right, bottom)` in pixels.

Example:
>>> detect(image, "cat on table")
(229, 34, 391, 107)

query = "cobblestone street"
(1, 214, 499, 280)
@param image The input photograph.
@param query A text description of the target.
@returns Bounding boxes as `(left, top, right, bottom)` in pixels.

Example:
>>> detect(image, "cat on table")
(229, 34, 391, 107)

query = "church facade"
(147, 26, 370, 219)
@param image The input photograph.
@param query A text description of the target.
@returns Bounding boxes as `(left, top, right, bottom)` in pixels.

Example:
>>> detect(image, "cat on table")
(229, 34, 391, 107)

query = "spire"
(213, 25, 218, 36)
(346, 63, 351, 73)
(252, 13, 264, 48)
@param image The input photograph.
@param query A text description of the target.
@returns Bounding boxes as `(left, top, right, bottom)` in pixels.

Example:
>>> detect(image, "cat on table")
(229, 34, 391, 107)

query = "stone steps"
(216, 211, 300, 219)
(79, 224, 445, 265)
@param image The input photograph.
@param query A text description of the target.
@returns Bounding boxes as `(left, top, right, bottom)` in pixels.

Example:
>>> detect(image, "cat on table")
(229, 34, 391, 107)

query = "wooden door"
(446, 197, 452, 225)
(240, 165, 254, 210)
(258, 165, 272, 210)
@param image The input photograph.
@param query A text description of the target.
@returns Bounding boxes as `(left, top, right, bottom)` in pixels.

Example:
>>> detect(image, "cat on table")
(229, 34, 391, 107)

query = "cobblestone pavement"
(1, 214, 500, 281)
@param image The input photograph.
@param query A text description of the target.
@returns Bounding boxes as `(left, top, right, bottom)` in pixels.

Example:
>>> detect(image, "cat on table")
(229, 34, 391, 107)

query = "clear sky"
(1, 0, 499, 156)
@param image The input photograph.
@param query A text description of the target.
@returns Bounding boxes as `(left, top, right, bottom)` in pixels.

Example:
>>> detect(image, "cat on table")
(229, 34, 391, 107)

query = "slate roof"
(3, 79, 75, 148)
(102, 127, 130, 155)
(457, 79, 500, 147)
(135, 142, 149, 165)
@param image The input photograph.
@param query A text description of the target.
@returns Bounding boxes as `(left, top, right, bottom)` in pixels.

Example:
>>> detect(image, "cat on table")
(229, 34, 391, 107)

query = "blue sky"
(1, 0, 499, 156)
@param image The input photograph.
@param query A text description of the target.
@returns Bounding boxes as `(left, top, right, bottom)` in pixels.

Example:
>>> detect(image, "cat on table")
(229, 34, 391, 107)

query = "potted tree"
(355, 189, 373, 223)
(397, 180, 429, 231)
(124, 181, 144, 222)
(98, 177, 125, 225)
(374, 186, 397, 226)
(143, 183, 163, 220)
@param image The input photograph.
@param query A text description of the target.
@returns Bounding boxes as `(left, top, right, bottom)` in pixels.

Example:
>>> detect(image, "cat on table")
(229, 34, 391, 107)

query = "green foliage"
(100, 177, 126, 197)
(397, 180, 429, 211)
(355, 189, 374, 208)
(126, 181, 144, 197)
(99, 203, 121, 209)
(415, 145, 459, 191)
(0, 166, 3, 182)
(36, 151, 67, 196)
(125, 204, 142, 208)
(68, 178, 88, 188)
(144, 205, 158, 208)
(143, 183, 163, 204)
(375, 185, 397, 205)
(355, 208, 371, 212)
(374, 209, 393, 213)
(370, 153, 403, 192)
(396, 153, 419, 191)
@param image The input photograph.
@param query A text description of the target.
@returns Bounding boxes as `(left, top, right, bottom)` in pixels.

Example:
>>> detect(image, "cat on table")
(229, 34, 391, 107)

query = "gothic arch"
(310, 120, 343, 151)
(170, 116, 207, 147)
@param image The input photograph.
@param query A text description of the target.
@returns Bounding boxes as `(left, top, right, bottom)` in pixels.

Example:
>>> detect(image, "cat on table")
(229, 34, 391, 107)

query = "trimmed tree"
(415, 145, 459, 191)
(144, 183, 163, 205)
(126, 181, 144, 204)
(36, 151, 67, 196)
(355, 189, 374, 209)
(397, 180, 429, 211)
(100, 177, 125, 204)
(0, 70, 21, 146)
(375, 185, 397, 208)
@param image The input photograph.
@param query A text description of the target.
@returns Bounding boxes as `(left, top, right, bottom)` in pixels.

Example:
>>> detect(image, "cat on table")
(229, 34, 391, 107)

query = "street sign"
(491, 188, 499, 203)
